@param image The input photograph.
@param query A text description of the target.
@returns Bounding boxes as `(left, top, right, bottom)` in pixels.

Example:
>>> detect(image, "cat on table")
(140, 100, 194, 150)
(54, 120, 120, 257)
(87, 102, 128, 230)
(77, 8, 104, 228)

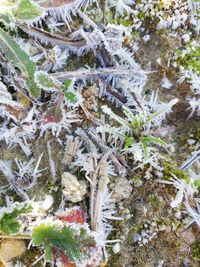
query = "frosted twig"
(47, 141, 57, 181)
(0, 160, 30, 201)
(90, 153, 98, 230)
(19, 25, 86, 47)
(64, 136, 81, 166)
(51, 67, 152, 80)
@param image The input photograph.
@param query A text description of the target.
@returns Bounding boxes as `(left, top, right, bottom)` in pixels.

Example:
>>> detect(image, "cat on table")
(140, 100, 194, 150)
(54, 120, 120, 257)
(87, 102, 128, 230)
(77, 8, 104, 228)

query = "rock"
(112, 243, 121, 254)
(61, 172, 86, 203)
(40, 194, 54, 211)
(0, 239, 26, 265)
(112, 177, 132, 201)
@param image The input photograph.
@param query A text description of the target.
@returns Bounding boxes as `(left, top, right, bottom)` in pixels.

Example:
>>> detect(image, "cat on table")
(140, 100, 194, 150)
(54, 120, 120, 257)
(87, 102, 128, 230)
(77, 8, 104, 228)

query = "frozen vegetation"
(0, 0, 200, 266)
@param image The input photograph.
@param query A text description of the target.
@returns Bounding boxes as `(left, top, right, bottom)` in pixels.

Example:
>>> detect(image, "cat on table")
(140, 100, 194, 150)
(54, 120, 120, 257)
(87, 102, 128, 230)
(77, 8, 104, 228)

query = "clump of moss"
(192, 241, 200, 261)
(147, 193, 160, 206)
(163, 158, 189, 182)
(193, 127, 200, 142)
(20, 247, 44, 266)
(132, 173, 143, 187)
(177, 45, 200, 75)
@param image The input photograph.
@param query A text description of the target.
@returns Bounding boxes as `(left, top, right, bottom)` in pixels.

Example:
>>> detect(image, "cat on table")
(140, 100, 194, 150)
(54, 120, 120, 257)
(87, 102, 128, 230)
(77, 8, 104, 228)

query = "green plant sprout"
(0, 204, 32, 234)
(33, 222, 96, 262)
(102, 105, 167, 159)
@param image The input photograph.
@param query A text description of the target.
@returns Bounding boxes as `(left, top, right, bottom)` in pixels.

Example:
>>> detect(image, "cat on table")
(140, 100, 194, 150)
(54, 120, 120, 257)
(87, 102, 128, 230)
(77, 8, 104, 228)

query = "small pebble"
(112, 177, 132, 201)
(0, 239, 26, 265)
(112, 243, 121, 254)
(61, 172, 86, 203)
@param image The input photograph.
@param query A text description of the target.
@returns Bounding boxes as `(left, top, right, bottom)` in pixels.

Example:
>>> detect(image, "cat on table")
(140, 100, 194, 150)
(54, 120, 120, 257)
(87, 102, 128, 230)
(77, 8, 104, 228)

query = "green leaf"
(64, 79, 72, 89)
(194, 179, 200, 189)
(34, 71, 59, 90)
(33, 223, 96, 262)
(146, 110, 162, 123)
(0, 27, 40, 98)
(141, 136, 167, 147)
(64, 91, 78, 103)
(12, 0, 44, 21)
(0, 204, 32, 234)
(124, 136, 134, 149)
(0, 13, 12, 25)
(44, 243, 52, 261)
(141, 139, 149, 159)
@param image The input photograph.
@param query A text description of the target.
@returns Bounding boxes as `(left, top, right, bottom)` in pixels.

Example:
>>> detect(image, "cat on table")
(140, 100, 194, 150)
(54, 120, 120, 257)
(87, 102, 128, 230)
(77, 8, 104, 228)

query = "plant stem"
(51, 68, 151, 80)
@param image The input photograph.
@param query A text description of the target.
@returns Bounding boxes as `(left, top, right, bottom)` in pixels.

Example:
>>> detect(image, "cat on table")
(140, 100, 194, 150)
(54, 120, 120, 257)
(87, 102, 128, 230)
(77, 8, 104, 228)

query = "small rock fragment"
(112, 177, 132, 201)
(61, 172, 86, 203)
(0, 239, 26, 265)
(40, 194, 54, 211)
(112, 242, 121, 254)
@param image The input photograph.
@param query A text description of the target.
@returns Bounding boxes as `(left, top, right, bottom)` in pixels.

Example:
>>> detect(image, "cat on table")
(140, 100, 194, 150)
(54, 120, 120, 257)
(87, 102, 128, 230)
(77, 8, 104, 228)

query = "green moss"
(193, 127, 200, 142)
(177, 45, 200, 75)
(192, 241, 200, 261)
(20, 247, 44, 266)
(147, 194, 160, 206)
(132, 174, 143, 187)
(163, 158, 190, 182)
(107, 15, 133, 27)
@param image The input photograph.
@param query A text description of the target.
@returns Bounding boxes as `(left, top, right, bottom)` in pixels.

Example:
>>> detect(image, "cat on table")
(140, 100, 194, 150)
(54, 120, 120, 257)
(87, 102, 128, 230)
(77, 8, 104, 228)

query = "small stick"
(51, 68, 152, 80)
(19, 25, 86, 48)
(90, 153, 98, 230)
(93, 153, 110, 231)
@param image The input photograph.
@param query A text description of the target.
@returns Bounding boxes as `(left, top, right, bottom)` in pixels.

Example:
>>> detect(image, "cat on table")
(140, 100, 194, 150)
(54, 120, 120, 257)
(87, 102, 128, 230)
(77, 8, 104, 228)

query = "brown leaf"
(0, 103, 27, 120)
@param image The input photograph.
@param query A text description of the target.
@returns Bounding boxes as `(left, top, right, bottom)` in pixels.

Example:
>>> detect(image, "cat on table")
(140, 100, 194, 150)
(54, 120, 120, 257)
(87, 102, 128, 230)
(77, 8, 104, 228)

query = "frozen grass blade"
(0, 28, 40, 98)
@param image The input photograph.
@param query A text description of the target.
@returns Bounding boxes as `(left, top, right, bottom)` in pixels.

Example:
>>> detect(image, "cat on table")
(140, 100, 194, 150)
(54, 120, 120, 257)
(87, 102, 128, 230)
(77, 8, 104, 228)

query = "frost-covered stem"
(51, 67, 150, 80)
(57, 93, 64, 107)
(19, 25, 86, 47)
(102, 105, 130, 128)
(64, 136, 80, 165)
(93, 154, 109, 231)
(90, 153, 98, 230)
(117, 49, 140, 69)
(80, 103, 102, 124)
(98, 77, 127, 104)
(47, 141, 56, 181)
(0, 160, 29, 201)
(86, 130, 125, 173)
(78, 10, 98, 27)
